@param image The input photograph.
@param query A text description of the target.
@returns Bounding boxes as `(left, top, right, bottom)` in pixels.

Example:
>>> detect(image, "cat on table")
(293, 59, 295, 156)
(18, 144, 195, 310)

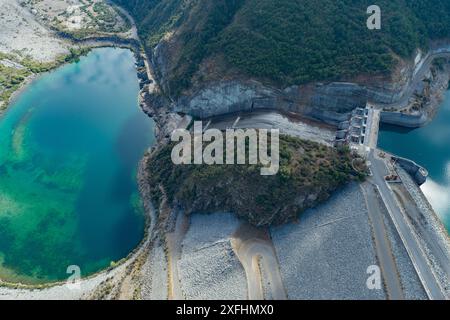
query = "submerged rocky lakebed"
(0, 47, 155, 284)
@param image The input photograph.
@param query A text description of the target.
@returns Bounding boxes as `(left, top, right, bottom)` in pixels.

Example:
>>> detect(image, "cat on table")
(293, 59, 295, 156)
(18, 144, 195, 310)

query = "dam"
(0, 47, 155, 284)
(379, 90, 450, 232)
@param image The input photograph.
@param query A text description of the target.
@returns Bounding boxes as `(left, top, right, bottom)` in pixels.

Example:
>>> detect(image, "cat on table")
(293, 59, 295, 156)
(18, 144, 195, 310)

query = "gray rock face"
(366, 68, 414, 104)
(299, 83, 368, 123)
(172, 80, 368, 124)
(307, 82, 368, 113)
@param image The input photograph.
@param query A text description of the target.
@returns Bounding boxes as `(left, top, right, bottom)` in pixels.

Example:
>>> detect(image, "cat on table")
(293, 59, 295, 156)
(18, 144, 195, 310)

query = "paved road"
(110, 2, 160, 96)
(361, 183, 404, 300)
(369, 151, 447, 300)
(372, 48, 450, 111)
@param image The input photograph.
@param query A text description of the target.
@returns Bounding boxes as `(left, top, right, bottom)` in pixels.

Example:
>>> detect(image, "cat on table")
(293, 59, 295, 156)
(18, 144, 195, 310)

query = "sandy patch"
(177, 213, 247, 300)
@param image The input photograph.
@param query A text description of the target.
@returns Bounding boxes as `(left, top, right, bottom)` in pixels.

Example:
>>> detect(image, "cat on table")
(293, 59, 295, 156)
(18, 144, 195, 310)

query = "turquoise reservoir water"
(0, 48, 154, 284)
(379, 91, 450, 233)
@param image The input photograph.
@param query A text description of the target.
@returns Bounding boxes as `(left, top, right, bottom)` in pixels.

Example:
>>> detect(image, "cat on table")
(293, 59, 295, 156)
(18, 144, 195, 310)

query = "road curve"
(232, 225, 287, 300)
(369, 150, 447, 300)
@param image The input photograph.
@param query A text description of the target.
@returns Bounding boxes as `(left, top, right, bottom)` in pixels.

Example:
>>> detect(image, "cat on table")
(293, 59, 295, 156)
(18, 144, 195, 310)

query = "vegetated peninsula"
(146, 135, 366, 226)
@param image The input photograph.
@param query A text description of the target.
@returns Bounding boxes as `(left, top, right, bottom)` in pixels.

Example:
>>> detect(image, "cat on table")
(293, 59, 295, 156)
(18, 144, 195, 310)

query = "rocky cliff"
(145, 135, 366, 226)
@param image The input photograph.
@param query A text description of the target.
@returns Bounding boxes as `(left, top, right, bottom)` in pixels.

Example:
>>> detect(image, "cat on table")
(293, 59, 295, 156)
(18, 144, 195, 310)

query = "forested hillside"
(114, 0, 450, 95)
